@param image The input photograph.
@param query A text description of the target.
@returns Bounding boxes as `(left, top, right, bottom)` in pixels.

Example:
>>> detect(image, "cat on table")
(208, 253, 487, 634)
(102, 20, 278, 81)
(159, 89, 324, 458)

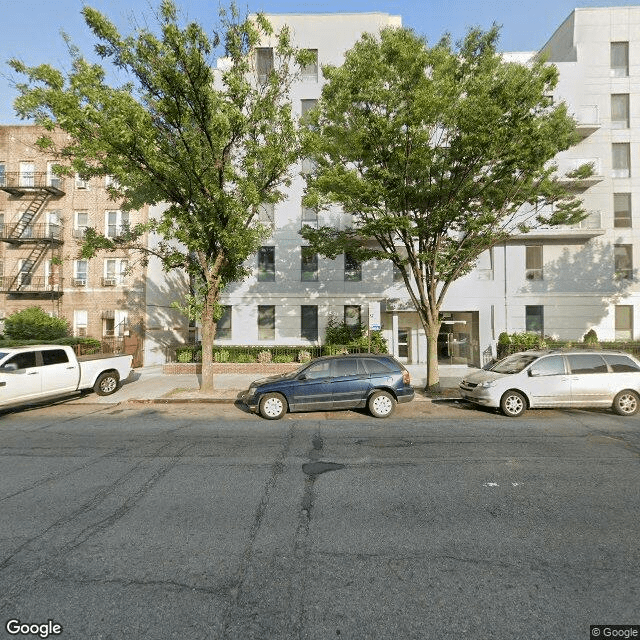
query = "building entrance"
(437, 312, 480, 366)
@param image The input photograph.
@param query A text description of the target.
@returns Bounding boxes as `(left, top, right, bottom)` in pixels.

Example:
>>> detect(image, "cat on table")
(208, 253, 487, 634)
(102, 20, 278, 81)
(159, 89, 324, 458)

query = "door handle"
(0, 381, 5, 387)
(27, 372, 39, 375)
(66, 366, 76, 370)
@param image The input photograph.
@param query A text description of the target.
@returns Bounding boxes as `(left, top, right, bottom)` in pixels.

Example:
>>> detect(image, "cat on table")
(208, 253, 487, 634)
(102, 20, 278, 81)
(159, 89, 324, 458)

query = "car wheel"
(368, 390, 396, 418)
(94, 371, 119, 396)
(500, 390, 526, 417)
(259, 393, 287, 420)
(612, 390, 640, 416)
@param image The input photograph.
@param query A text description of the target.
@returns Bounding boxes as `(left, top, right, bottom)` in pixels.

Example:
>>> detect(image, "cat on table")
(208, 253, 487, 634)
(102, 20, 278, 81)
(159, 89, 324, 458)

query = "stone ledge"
(163, 362, 301, 375)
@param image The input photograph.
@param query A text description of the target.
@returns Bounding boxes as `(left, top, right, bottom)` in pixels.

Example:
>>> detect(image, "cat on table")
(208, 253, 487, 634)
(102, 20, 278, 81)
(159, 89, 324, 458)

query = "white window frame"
(74, 310, 88, 337)
(73, 260, 88, 286)
(105, 210, 129, 238)
(74, 211, 89, 238)
(75, 173, 89, 189)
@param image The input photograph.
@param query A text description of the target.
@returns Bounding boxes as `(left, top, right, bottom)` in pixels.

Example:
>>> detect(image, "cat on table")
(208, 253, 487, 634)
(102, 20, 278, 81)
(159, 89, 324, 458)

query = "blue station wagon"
(241, 354, 415, 419)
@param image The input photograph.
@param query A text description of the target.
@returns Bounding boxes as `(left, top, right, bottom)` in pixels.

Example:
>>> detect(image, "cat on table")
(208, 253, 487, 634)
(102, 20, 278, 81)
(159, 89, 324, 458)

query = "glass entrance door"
(397, 328, 409, 361)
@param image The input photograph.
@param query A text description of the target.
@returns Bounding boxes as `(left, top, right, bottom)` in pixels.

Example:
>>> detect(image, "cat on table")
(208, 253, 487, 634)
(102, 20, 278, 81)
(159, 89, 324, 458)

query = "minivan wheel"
(259, 393, 288, 420)
(368, 391, 396, 418)
(612, 390, 639, 416)
(500, 390, 526, 417)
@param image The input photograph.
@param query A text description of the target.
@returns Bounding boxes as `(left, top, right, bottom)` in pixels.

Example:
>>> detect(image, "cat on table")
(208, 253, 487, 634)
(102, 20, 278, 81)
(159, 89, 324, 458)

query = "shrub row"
(174, 344, 387, 364)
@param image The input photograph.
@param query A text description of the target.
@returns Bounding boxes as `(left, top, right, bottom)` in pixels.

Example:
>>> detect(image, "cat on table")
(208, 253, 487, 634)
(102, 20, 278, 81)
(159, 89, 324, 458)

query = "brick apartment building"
(0, 125, 153, 363)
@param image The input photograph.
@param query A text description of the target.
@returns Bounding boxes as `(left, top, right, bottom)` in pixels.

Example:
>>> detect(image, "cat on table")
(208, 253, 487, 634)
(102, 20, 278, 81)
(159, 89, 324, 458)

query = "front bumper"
(458, 383, 499, 407)
(240, 390, 259, 412)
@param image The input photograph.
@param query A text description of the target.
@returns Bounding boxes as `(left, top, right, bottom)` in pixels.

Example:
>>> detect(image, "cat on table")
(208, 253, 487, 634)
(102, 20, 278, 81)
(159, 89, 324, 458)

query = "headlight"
(478, 380, 496, 389)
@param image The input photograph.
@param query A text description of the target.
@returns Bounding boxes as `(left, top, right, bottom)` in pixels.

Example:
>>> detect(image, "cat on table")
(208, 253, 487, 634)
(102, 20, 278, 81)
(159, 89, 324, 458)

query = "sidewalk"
(76, 364, 469, 404)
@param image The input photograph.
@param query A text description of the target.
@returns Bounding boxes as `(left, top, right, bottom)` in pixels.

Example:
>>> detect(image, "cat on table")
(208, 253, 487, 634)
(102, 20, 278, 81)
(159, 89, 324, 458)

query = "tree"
(300, 26, 590, 391)
(9, 1, 311, 392)
(4, 307, 69, 340)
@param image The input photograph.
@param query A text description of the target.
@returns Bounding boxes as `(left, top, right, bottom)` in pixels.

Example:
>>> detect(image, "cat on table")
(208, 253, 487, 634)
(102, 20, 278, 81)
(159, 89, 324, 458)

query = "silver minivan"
(459, 350, 640, 417)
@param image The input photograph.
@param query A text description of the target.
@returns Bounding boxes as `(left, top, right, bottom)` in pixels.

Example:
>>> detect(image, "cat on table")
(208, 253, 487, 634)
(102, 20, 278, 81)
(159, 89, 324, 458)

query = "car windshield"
(0, 352, 8, 361)
(489, 353, 538, 374)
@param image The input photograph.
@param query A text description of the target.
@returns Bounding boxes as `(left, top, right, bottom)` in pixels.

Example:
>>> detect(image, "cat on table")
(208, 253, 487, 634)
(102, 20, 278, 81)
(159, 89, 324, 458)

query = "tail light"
(402, 369, 411, 385)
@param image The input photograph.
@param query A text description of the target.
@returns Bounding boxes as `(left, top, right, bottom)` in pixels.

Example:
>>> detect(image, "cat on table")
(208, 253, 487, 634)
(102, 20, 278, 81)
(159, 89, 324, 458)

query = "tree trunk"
(425, 322, 441, 394)
(199, 285, 218, 393)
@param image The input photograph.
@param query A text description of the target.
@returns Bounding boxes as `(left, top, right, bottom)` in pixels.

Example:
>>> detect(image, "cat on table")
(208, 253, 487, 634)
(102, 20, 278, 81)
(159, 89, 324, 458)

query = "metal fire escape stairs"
(0, 172, 65, 294)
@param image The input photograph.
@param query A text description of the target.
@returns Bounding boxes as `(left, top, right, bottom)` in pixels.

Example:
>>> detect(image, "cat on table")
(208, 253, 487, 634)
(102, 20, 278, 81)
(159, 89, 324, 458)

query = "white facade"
(212, 8, 640, 366)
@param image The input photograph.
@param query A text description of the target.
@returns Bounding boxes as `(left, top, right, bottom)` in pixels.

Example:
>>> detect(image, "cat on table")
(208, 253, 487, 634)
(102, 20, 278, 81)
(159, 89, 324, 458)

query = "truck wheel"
(259, 393, 287, 420)
(612, 390, 639, 416)
(368, 390, 396, 418)
(500, 390, 527, 417)
(94, 371, 120, 396)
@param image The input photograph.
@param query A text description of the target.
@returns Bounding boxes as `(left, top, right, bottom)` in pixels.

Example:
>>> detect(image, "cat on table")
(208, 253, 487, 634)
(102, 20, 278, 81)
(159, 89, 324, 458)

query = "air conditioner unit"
(103, 278, 117, 287)
(76, 327, 87, 337)
(72, 278, 87, 287)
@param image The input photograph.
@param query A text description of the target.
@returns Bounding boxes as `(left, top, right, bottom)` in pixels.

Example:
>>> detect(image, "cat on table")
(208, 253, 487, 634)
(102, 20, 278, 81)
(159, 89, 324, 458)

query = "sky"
(1, 0, 638, 123)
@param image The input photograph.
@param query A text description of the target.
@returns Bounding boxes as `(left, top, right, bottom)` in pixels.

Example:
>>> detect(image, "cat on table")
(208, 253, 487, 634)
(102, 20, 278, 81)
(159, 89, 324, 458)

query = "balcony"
(0, 172, 65, 196)
(574, 105, 600, 138)
(0, 223, 63, 244)
(558, 159, 604, 190)
(0, 275, 62, 296)
(511, 210, 605, 241)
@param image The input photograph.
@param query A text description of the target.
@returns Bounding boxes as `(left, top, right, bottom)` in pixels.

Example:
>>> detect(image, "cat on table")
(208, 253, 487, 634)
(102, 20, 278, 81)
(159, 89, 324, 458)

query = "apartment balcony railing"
(0, 223, 63, 243)
(574, 105, 600, 138)
(0, 172, 65, 196)
(0, 275, 61, 294)
(511, 210, 604, 241)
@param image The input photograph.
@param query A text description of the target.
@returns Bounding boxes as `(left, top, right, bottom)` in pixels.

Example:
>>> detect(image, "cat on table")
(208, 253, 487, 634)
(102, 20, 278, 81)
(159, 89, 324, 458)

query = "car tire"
(500, 390, 527, 417)
(259, 393, 288, 420)
(94, 371, 120, 396)
(612, 390, 640, 416)
(368, 390, 396, 418)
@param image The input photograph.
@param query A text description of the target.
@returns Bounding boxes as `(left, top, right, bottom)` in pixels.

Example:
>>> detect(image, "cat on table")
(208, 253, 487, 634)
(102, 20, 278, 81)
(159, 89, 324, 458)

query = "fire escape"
(0, 172, 65, 297)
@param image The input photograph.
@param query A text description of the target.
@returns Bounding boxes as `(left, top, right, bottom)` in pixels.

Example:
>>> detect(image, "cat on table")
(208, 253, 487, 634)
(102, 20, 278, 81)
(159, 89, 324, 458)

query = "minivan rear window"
(567, 354, 608, 374)
(362, 358, 395, 374)
(603, 354, 640, 373)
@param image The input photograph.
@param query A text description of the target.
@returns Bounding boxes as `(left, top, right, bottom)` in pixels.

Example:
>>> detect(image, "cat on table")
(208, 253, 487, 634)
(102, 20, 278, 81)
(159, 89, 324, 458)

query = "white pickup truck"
(0, 345, 133, 408)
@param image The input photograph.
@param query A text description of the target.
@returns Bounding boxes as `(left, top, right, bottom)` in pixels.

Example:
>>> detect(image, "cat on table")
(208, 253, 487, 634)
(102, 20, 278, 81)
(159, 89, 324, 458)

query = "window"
(256, 48, 274, 84)
(567, 354, 608, 374)
(75, 173, 89, 189)
(47, 163, 61, 189)
(301, 206, 318, 229)
(217, 306, 232, 340)
(611, 42, 629, 77)
(393, 262, 404, 282)
(41, 349, 69, 366)
(301, 305, 318, 340)
(257, 246, 275, 282)
(525, 305, 544, 335)
(19, 162, 34, 187)
(614, 194, 632, 228)
(73, 260, 88, 286)
(258, 305, 275, 340)
(74, 211, 89, 238)
(344, 305, 361, 327)
(614, 244, 633, 279)
(301, 99, 318, 119)
(0, 163, 5, 187)
(615, 305, 633, 340)
(105, 175, 119, 189)
(3, 351, 37, 370)
(301, 49, 318, 81)
(303, 360, 331, 379)
(344, 253, 362, 281)
(74, 310, 88, 337)
(18, 260, 32, 286)
(525, 246, 543, 280)
(301, 247, 318, 281)
(611, 94, 630, 128)
(529, 356, 565, 377)
(333, 358, 361, 377)
(604, 353, 640, 372)
(612, 143, 631, 178)
(362, 358, 395, 374)
(477, 249, 494, 280)
(105, 210, 129, 237)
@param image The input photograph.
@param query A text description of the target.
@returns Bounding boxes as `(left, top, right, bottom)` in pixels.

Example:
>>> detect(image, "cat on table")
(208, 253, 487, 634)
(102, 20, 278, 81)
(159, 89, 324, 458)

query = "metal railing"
(0, 223, 62, 241)
(0, 275, 60, 293)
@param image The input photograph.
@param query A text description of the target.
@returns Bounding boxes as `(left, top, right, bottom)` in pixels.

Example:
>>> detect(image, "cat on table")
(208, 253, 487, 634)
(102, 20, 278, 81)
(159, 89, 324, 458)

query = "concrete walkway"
(75, 363, 470, 404)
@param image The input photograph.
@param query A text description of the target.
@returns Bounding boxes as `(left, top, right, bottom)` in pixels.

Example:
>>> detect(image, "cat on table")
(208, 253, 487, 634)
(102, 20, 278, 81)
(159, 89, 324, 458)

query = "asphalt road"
(0, 400, 639, 640)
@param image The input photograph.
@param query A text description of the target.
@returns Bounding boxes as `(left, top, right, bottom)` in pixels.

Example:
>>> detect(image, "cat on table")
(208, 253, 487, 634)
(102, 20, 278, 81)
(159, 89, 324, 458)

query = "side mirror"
(2, 362, 18, 372)
(297, 374, 308, 381)
(528, 369, 537, 377)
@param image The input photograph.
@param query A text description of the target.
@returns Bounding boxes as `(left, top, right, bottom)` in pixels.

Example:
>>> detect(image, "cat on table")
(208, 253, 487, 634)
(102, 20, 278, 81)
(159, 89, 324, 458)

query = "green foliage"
(4, 307, 69, 340)
(324, 315, 388, 353)
(257, 350, 273, 364)
(301, 25, 585, 386)
(583, 329, 599, 344)
(10, 1, 309, 388)
(273, 354, 295, 363)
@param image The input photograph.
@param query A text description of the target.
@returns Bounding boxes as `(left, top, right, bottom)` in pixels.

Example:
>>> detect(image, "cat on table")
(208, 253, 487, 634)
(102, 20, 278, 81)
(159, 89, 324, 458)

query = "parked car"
(0, 345, 133, 409)
(241, 354, 415, 419)
(459, 349, 640, 417)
